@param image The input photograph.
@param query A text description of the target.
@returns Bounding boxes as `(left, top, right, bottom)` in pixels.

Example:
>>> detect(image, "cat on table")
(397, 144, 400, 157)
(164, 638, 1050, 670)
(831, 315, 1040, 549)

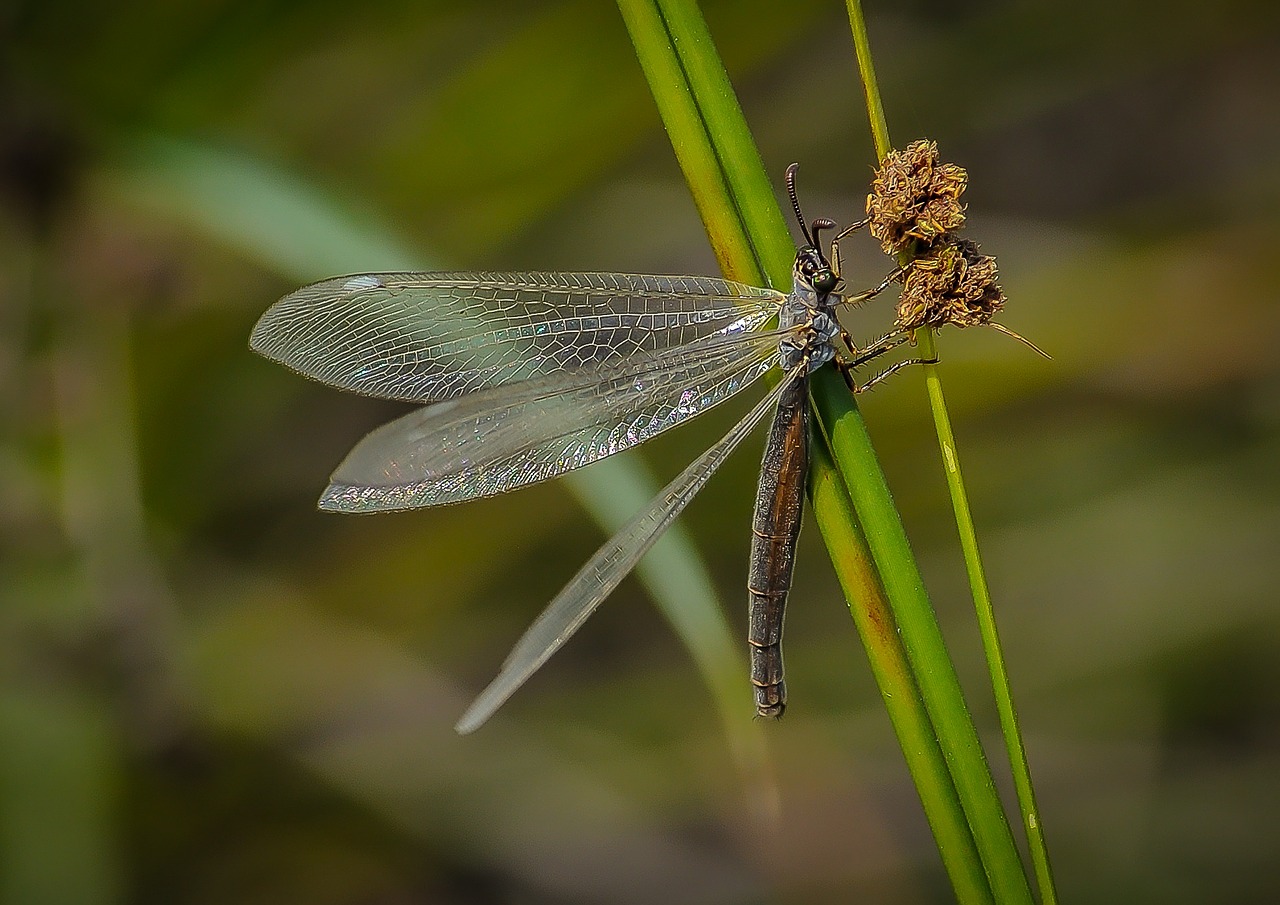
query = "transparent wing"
(320, 325, 789, 512)
(454, 363, 806, 734)
(250, 271, 782, 402)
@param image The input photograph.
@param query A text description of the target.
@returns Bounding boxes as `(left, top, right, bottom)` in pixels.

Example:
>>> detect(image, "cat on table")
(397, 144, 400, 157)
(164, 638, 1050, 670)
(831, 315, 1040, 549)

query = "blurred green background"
(2, 0, 1279, 902)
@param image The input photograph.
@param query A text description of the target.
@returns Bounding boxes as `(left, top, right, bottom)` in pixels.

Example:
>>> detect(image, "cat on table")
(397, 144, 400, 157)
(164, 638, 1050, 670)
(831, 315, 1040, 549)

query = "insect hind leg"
(834, 328, 940, 394)
(852, 355, 940, 393)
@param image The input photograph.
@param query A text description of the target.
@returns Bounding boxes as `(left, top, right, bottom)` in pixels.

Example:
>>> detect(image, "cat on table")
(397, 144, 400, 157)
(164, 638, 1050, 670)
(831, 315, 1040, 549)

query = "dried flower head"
(896, 237, 1005, 331)
(867, 140, 968, 256)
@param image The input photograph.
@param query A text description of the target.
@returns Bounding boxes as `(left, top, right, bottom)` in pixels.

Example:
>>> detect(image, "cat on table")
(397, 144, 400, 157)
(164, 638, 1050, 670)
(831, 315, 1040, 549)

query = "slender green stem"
(845, 2, 1056, 902)
(843, 2, 1038, 903)
(915, 333, 1060, 905)
(845, 0, 891, 162)
(620, 1, 1003, 900)
(811, 367, 1032, 905)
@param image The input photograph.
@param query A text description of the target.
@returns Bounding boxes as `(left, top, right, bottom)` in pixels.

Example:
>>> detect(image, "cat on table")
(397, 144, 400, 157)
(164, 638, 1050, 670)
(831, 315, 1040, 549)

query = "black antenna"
(785, 163, 813, 246)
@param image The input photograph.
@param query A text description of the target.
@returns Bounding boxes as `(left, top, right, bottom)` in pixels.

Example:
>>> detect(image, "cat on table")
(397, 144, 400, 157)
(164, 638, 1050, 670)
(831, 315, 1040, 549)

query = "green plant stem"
(620, 0, 1005, 900)
(808, 430, 992, 904)
(811, 366, 1032, 905)
(619, 0, 766, 286)
(647, 0, 796, 288)
(915, 333, 1060, 905)
(846, 0, 890, 162)
(846, 2, 1056, 902)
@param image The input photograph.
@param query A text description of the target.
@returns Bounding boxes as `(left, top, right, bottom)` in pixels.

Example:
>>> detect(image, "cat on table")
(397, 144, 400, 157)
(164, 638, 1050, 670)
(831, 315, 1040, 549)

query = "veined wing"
(320, 325, 789, 512)
(454, 363, 806, 733)
(250, 271, 782, 402)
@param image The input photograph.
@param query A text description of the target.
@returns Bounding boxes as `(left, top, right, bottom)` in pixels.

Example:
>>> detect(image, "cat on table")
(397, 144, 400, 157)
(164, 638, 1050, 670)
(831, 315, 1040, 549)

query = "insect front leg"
(829, 217, 869, 282)
(842, 262, 911, 308)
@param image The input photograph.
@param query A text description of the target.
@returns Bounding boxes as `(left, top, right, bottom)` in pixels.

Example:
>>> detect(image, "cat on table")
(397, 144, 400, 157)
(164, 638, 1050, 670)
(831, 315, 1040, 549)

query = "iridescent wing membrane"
(250, 272, 786, 511)
(250, 271, 781, 400)
(454, 366, 803, 732)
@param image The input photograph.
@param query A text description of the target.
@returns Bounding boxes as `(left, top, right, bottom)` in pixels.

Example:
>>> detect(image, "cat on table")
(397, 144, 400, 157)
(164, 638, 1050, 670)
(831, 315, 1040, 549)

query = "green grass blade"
(813, 357, 1032, 905)
(649, 0, 796, 289)
(807, 432, 992, 904)
(846, 0, 891, 162)
(916, 330, 1060, 905)
(845, 1, 1053, 901)
(620, 1, 1002, 900)
(618, 0, 764, 285)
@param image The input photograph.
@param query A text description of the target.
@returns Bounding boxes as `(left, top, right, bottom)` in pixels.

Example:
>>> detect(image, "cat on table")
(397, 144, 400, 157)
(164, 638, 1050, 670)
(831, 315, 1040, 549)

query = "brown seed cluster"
(895, 238, 1004, 331)
(861, 139, 1010, 333)
(866, 140, 968, 257)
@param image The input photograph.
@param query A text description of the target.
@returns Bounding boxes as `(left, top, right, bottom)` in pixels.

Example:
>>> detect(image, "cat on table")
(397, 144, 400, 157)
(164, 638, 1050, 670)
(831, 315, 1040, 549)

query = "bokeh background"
(2, 1, 1278, 902)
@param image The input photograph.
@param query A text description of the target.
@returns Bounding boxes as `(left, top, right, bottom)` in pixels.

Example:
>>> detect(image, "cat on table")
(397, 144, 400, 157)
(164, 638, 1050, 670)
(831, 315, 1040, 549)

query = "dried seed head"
(866, 140, 968, 256)
(896, 237, 1005, 331)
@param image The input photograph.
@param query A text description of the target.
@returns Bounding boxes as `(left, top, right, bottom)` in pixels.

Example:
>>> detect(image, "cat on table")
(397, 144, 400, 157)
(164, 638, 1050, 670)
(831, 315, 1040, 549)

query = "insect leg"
(851, 354, 941, 394)
(842, 263, 910, 307)
(843, 326, 909, 361)
(833, 328, 912, 392)
(829, 217, 870, 281)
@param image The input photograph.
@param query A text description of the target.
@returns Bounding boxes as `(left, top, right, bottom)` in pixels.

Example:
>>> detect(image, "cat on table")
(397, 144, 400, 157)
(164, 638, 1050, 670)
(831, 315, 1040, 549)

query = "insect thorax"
(778, 275, 840, 373)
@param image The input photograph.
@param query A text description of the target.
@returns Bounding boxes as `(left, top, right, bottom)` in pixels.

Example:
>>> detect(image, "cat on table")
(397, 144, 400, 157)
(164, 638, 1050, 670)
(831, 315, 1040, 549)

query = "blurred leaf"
(0, 689, 121, 905)
(109, 134, 424, 280)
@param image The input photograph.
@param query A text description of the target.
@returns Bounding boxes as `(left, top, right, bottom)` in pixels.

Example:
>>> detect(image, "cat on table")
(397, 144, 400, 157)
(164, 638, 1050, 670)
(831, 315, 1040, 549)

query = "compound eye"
(815, 271, 838, 293)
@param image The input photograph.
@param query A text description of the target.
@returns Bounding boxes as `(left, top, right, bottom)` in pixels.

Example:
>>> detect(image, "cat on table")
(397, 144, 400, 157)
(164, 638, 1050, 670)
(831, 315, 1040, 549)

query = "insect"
(250, 166, 898, 732)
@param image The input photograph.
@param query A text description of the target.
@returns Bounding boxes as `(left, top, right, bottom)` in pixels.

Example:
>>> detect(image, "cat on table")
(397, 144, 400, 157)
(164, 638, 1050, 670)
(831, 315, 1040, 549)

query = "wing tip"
(454, 693, 503, 736)
(247, 310, 276, 357)
(318, 482, 371, 513)
(248, 301, 304, 364)
(317, 483, 342, 511)
(320, 481, 437, 514)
